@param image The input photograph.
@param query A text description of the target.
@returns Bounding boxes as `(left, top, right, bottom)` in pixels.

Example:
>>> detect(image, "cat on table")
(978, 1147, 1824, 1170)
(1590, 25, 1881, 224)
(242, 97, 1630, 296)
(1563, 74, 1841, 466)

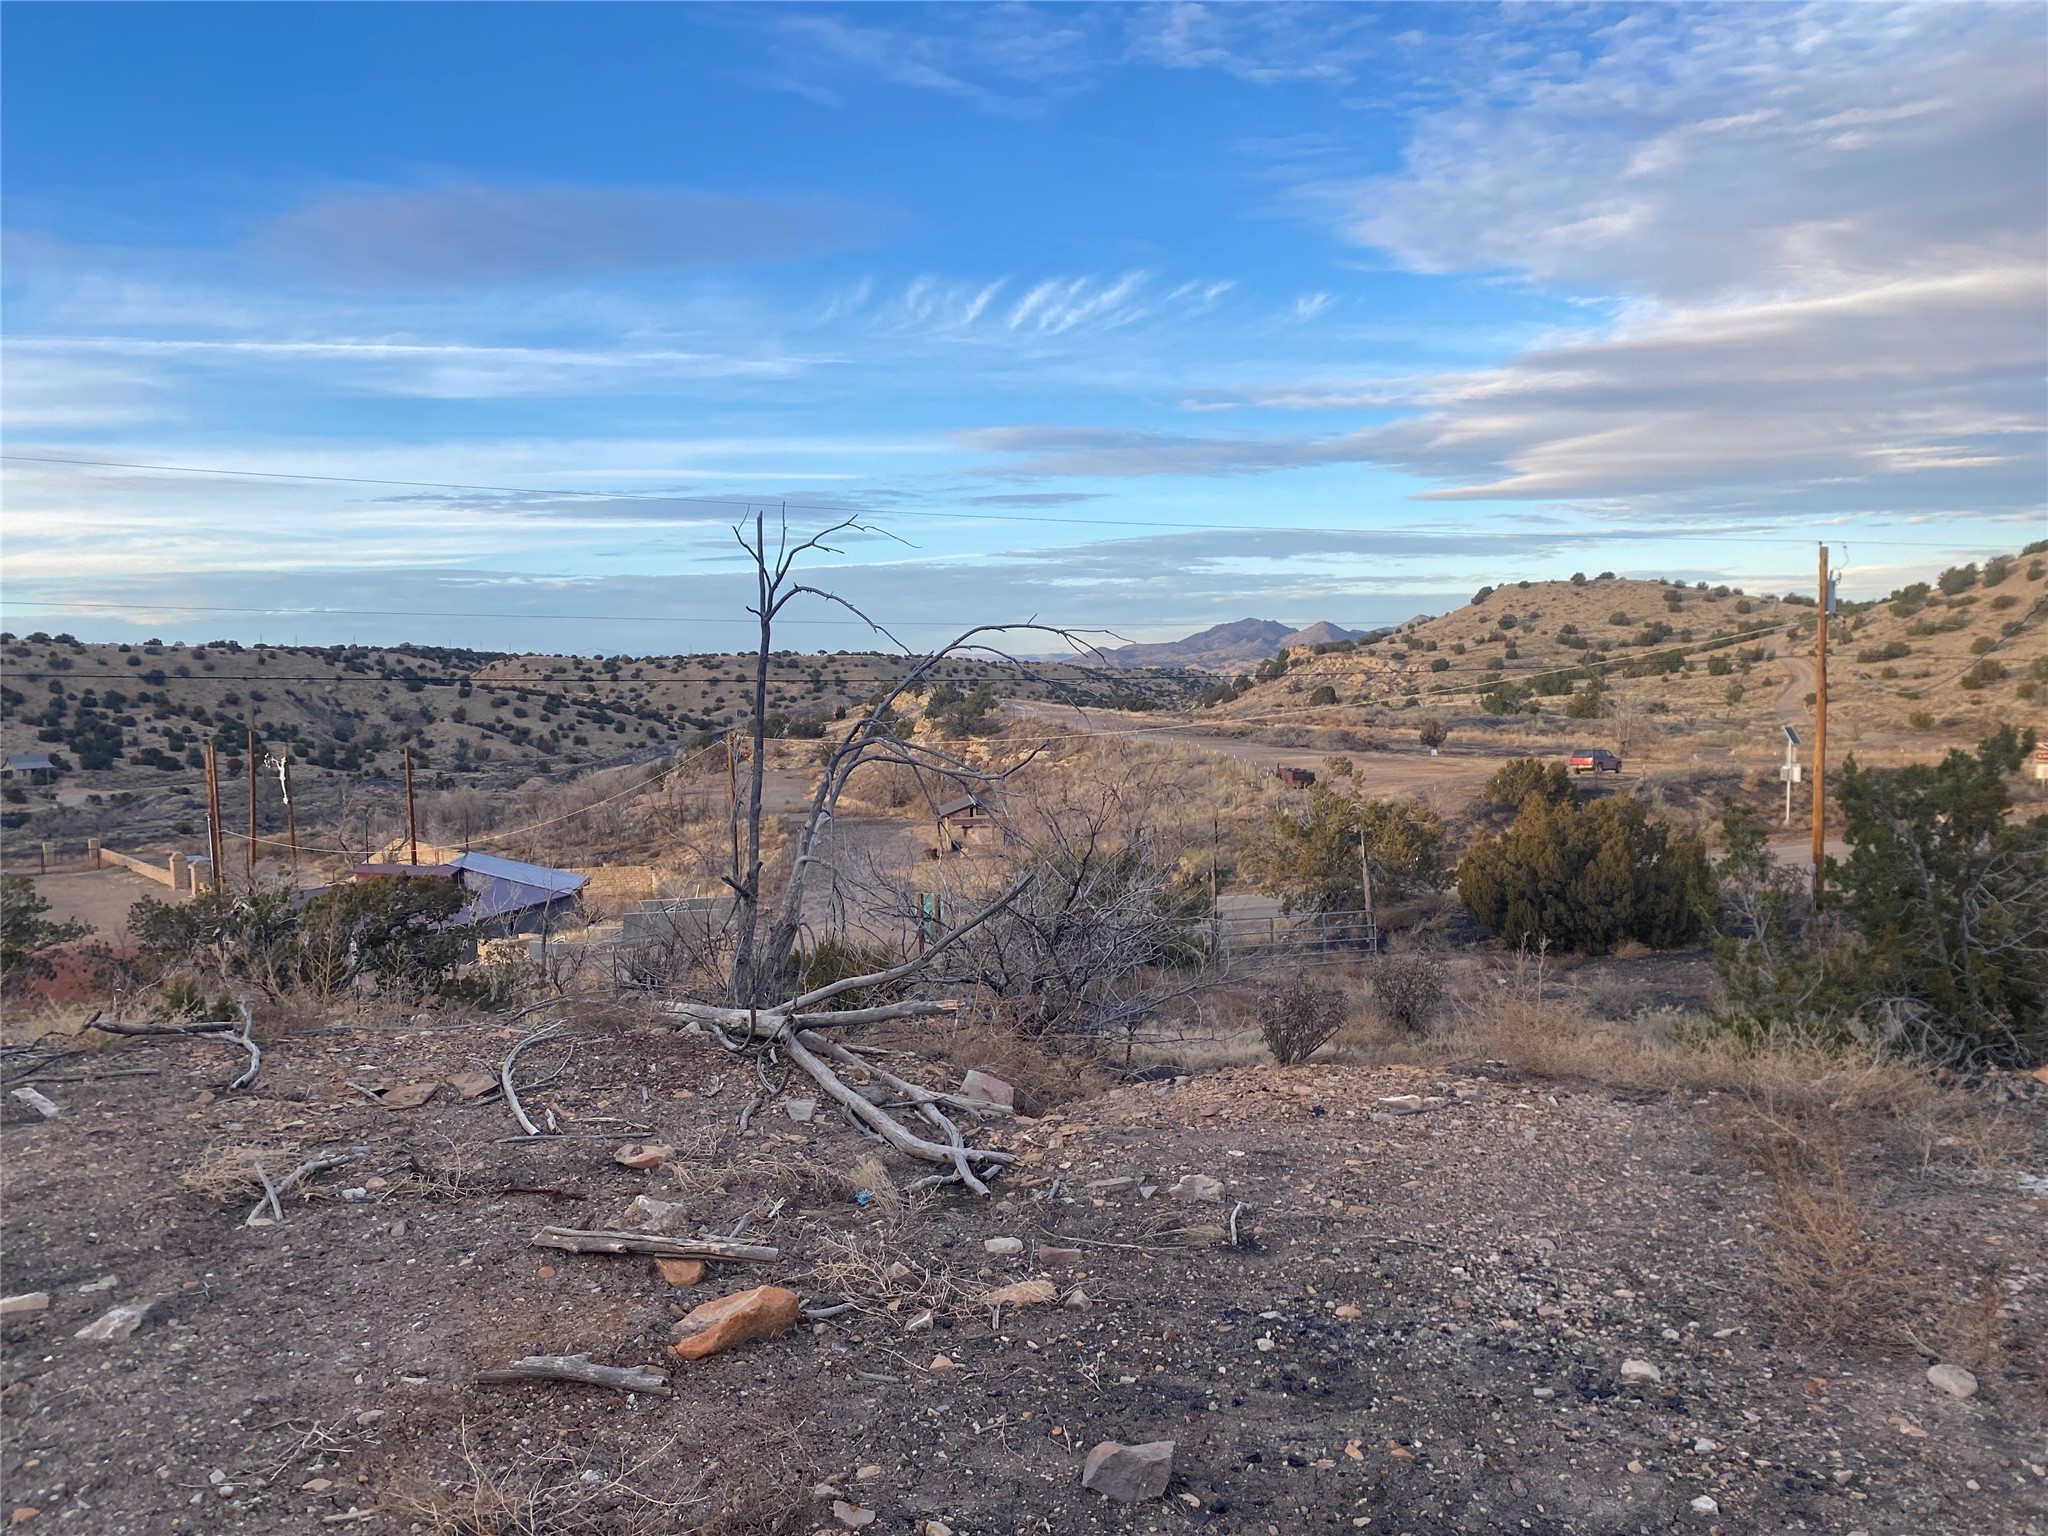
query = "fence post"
(40, 841, 52, 875)
(169, 853, 185, 891)
(88, 838, 101, 869)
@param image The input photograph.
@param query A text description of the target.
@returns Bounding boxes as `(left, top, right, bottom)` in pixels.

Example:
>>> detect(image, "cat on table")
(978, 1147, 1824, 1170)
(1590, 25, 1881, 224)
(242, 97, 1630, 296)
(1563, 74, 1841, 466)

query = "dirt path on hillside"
(1006, 701, 1532, 806)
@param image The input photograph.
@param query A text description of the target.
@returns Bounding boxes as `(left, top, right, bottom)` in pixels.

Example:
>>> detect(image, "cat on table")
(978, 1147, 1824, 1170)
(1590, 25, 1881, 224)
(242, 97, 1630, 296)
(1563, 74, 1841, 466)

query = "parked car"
(1569, 748, 1622, 774)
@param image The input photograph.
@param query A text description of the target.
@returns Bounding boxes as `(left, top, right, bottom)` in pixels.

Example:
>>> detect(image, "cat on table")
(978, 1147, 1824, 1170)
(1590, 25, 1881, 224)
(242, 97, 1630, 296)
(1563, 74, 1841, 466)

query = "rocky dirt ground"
(1, 1006, 2042, 1535)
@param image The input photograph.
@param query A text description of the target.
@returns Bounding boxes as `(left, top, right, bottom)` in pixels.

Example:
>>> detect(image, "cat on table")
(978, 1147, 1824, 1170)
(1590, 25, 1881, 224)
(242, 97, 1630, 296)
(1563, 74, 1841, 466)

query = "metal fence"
(1209, 907, 1381, 959)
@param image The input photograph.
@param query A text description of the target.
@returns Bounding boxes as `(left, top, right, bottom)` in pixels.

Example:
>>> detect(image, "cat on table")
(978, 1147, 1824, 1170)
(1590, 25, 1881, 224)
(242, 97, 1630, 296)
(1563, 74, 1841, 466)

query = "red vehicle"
(1570, 748, 1622, 774)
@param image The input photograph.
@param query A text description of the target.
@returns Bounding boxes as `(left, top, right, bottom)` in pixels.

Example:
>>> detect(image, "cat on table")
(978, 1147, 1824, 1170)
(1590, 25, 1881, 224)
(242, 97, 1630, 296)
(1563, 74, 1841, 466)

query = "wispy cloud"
(256, 183, 883, 288)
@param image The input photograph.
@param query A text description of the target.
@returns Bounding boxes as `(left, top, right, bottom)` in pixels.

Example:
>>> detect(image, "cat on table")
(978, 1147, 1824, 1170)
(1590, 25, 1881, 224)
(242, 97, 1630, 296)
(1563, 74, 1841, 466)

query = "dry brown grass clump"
(810, 1225, 964, 1311)
(897, 1013, 1112, 1115)
(1730, 1108, 1922, 1343)
(179, 1143, 302, 1203)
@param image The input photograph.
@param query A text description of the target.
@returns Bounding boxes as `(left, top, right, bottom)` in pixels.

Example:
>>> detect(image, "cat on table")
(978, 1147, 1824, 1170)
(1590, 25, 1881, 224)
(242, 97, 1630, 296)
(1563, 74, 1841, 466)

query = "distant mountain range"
(1082, 618, 1368, 672)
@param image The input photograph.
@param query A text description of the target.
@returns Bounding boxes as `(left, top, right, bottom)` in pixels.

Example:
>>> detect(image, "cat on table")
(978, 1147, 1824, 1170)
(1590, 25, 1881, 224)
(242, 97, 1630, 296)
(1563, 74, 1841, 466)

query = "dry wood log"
(474, 1353, 670, 1397)
(659, 998, 963, 1030)
(90, 1001, 261, 1090)
(801, 1033, 1014, 1118)
(529, 1227, 780, 1263)
(781, 1029, 1012, 1179)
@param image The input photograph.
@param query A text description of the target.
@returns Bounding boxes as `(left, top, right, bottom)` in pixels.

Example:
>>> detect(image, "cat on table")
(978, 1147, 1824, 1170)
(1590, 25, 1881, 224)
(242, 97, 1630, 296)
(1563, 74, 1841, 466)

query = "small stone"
(669, 1285, 802, 1360)
(1167, 1173, 1223, 1202)
(1377, 1094, 1425, 1113)
(905, 1309, 934, 1332)
(1334, 1305, 1362, 1320)
(623, 1195, 690, 1233)
(1690, 1495, 1719, 1516)
(1037, 1245, 1083, 1266)
(355, 1410, 386, 1427)
(1693, 1438, 1718, 1454)
(785, 1098, 817, 1124)
(923, 1523, 954, 1536)
(1081, 1439, 1176, 1502)
(614, 1143, 675, 1170)
(0, 1294, 49, 1319)
(982, 1278, 1057, 1307)
(301, 1478, 333, 1492)
(9, 1509, 37, 1526)
(380, 1081, 437, 1110)
(1660, 1327, 1681, 1341)
(74, 1302, 158, 1341)
(77, 1275, 118, 1295)
(8, 1087, 59, 1120)
(959, 1070, 1015, 1109)
(982, 1237, 1024, 1256)
(1532, 1387, 1555, 1399)
(446, 1070, 496, 1099)
(655, 1258, 707, 1287)
(340, 1187, 369, 1202)
(363, 1177, 388, 1192)
(1926, 1362, 1978, 1399)
(1619, 1359, 1662, 1385)
(1062, 1289, 1091, 1310)
(854, 1464, 881, 1480)
(831, 1500, 875, 1529)
(928, 1353, 961, 1372)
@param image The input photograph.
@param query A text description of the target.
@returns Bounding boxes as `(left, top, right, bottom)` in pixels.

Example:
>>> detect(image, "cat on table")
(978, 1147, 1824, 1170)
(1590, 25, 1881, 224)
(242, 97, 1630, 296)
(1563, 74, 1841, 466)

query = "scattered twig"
(474, 1353, 671, 1398)
(1228, 1200, 1247, 1247)
(501, 1021, 564, 1137)
(244, 1147, 372, 1226)
(252, 1161, 284, 1224)
(736, 1095, 760, 1133)
(803, 1301, 859, 1320)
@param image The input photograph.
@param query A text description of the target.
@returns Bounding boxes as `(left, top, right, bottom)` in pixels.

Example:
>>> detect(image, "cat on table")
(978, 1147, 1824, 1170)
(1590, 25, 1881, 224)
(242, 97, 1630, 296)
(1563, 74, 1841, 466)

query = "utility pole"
(403, 745, 419, 866)
(203, 741, 226, 890)
(245, 726, 258, 888)
(1811, 544, 1829, 906)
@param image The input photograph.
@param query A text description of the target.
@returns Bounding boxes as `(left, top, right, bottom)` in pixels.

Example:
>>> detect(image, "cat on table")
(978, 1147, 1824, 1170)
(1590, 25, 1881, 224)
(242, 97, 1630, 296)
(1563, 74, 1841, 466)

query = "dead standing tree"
(687, 508, 1090, 1192)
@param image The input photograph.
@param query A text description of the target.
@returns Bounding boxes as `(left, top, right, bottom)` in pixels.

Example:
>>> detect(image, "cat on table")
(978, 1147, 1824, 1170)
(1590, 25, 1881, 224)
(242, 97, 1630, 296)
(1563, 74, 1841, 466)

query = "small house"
(350, 851, 586, 937)
(935, 793, 1003, 850)
(3, 753, 55, 784)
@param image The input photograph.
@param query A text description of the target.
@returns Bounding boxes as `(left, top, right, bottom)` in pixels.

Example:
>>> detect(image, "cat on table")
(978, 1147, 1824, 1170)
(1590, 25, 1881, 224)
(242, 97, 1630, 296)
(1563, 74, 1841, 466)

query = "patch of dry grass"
(179, 1142, 303, 1203)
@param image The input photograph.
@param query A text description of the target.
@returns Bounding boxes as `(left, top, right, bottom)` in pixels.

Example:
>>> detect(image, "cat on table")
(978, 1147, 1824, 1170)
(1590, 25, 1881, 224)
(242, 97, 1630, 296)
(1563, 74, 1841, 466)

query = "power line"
(1, 452, 2024, 548)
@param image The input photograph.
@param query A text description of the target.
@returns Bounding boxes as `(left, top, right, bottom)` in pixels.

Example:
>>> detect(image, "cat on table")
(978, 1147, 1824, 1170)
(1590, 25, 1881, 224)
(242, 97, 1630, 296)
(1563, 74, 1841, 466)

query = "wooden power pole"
(403, 745, 419, 866)
(245, 726, 258, 888)
(203, 741, 226, 890)
(1811, 544, 1829, 905)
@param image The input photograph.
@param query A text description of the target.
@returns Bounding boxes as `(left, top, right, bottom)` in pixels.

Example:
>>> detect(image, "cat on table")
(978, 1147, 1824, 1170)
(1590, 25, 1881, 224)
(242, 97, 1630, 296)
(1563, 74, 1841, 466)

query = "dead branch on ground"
(529, 1227, 780, 1263)
(474, 1354, 671, 1397)
(90, 1000, 261, 1090)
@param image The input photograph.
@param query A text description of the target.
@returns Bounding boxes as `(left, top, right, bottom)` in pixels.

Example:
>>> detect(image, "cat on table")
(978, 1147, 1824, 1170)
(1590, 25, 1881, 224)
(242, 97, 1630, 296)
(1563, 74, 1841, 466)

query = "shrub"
(1, 875, 89, 983)
(1908, 709, 1935, 730)
(1936, 563, 1979, 595)
(1372, 952, 1446, 1031)
(1856, 640, 1910, 664)
(1725, 681, 1746, 704)
(1481, 757, 1573, 815)
(1258, 975, 1348, 1065)
(1307, 684, 1339, 706)
(1244, 787, 1447, 913)
(1564, 677, 1608, 718)
(1833, 726, 2046, 1064)
(1457, 795, 1714, 955)
(1958, 659, 2007, 690)
(1417, 719, 1448, 750)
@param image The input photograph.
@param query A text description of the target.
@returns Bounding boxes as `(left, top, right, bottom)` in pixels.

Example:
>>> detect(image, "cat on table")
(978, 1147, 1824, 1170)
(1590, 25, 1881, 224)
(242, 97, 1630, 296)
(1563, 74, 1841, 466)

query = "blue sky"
(3, 2, 2044, 654)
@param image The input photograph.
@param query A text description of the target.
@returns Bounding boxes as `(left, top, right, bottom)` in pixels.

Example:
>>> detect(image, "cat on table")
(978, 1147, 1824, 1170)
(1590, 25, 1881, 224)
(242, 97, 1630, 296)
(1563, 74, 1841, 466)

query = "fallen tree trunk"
(530, 1227, 780, 1263)
(474, 1353, 670, 1397)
